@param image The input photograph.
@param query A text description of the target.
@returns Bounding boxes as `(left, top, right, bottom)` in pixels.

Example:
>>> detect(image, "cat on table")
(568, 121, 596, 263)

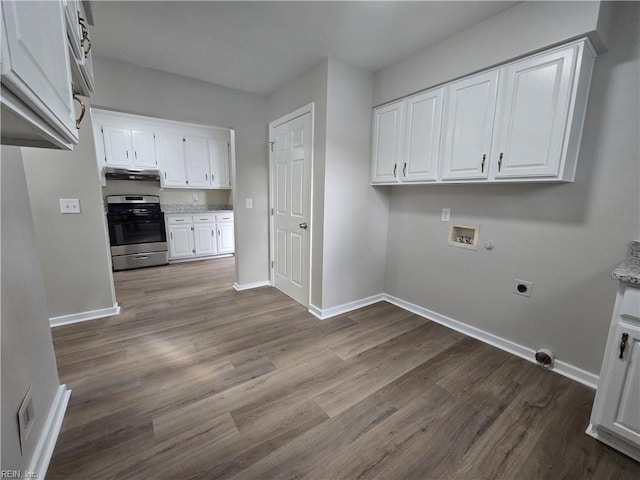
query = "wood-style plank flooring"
(48, 258, 640, 479)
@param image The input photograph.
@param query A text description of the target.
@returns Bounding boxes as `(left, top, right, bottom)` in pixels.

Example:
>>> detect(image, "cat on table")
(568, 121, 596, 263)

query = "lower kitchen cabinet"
(166, 212, 234, 261)
(587, 284, 640, 462)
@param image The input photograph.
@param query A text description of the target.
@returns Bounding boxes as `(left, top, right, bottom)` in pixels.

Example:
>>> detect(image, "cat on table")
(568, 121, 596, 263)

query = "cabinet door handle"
(619, 333, 629, 359)
(134, 151, 138, 160)
(218, 229, 221, 236)
(403, 162, 407, 177)
(164, 172, 167, 179)
(498, 152, 504, 172)
(393, 163, 397, 178)
(72, 93, 85, 129)
(211, 229, 214, 237)
(170, 232, 173, 240)
(126, 150, 129, 159)
(481, 154, 486, 173)
(205, 173, 208, 181)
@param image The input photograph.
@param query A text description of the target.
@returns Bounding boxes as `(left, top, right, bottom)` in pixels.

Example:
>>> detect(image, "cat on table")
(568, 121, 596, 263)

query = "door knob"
(299, 222, 308, 230)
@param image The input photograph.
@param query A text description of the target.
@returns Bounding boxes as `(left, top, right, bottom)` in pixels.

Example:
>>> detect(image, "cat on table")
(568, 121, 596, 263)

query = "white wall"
(22, 126, 117, 318)
(268, 60, 329, 307)
(1, 147, 61, 472)
(322, 58, 388, 309)
(374, 1, 605, 106)
(377, 1, 639, 375)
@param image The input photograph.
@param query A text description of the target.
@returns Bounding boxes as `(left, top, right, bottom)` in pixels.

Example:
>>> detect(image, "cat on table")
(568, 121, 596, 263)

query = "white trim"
(232, 281, 271, 291)
(382, 294, 598, 389)
(168, 254, 233, 264)
(268, 102, 315, 309)
(308, 294, 385, 320)
(586, 424, 640, 462)
(27, 385, 71, 479)
(50, 304, 120, 328)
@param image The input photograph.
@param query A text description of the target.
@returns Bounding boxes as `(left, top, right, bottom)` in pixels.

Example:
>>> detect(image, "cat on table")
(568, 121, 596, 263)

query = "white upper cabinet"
(371, 100, 405, 184)
(441, 70, 499, 181)
(157, 133, 187, 187)
(65, 0, 95, 97)
(491, 44, 580, 181)
(102, 125, 132, 167)
(100, 121, 157, 169)
(402, 88, 444, 183)
(371, 38, 596, 185)
(209, 134, 232, 189)
(131, 129, 157, 168)
(185, 135, 211, 188)
(1, 0, 79, 149)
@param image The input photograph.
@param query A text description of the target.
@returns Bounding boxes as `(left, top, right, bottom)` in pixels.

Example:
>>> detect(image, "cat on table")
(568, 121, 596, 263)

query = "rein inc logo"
(1, 472, 38, 478)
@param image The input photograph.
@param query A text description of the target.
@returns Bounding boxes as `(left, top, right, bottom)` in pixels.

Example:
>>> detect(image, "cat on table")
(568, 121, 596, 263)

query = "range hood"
(104, 166, 161, 181)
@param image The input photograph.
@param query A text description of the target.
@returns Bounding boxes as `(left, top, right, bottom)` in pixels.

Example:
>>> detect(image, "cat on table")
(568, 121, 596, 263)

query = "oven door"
(107, 211, 167, 255)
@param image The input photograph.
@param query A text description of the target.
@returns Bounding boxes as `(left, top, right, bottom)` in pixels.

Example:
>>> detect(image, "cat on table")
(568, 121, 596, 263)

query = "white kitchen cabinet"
(1, 0, 80, 149)
(588, 285, 640, 462)
(371, 38, 595, 185)
(186, 135, 211, 188)
(166, 212, 234, 261)
(371, 100, 405, 184)
(491, 44, 584, 181)
(157, 133, 188, 187)
(65, 0, 95, 97)
(402, 88, 444, 183)
(168, 223, 194, 259)
(440, 70, 498, 181)
(101, 124, 157, 169)
(209, 135, 232, 189)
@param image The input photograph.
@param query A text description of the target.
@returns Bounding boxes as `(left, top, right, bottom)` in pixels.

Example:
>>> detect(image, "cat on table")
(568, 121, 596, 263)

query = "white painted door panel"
(441, 70, 498, 180)
(403, 88, 444, 182)
(371, 100, 404, 183)
(271, 112, 312, 307)
(600, 322, 640, 446)
(185, 136, 210, 188)
(492, 46, 577, 179)
(209, 136, 231, 188)
(168, 225, 193, 259)
(194, 224, 217, 256)
(157, 133, 187, 187)
(132, 130, 157, 168)
(103, 126, 132, 167)
(217, 223, 235, 254)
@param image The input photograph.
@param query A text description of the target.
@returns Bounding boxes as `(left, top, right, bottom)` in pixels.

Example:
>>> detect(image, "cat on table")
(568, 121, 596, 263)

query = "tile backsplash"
(102, 180, 233, 206)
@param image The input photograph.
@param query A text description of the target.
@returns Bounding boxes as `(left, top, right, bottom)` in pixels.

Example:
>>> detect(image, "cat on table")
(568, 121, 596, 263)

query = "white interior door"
(271, 112, 312, 307)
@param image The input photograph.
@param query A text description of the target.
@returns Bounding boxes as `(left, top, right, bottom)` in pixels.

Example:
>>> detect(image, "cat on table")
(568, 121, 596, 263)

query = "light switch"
(245, 198, 253, 209)
(441, 208, 450, 222)
(60, 199, 81, 214)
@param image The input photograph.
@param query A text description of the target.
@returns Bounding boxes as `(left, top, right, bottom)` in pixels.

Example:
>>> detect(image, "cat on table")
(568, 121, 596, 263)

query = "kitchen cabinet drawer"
(215, 212, 234, 223)
(193, 214, 216, 224)
(167, 215, 192, 225)
(621, 287, 640, 320)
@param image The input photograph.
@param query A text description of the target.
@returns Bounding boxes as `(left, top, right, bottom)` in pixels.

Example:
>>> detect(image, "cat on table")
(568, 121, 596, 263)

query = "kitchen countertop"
(161, 204, 233, 214)
(611, 241, 640, 285)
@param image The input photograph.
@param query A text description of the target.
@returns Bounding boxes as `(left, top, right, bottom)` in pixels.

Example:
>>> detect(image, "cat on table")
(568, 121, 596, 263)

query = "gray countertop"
(161, 204, 233, 214)
(611, 241, 640, 285)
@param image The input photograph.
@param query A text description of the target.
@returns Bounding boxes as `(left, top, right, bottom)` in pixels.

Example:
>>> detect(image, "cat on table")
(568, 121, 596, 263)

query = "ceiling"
(91, 1, 519, 96)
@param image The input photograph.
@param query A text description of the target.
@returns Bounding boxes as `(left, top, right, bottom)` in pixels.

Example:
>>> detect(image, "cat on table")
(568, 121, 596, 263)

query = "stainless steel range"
(106, 195, 168, 271)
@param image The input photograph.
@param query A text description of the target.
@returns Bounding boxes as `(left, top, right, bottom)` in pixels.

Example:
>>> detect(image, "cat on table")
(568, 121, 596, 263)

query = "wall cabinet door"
(491, 45, 578, 180)
(157, 133, 187, 187)
(194, 223, 217, 256)
(371, 100, 405, 184)
(131, 130, 157, 168)
(1, 0, 78, 148)
(102, 125, 132, 167)
(168, 224, 193, 258)
(185, 135, 210, 188)
(441, 70, 498, 181)
(217, 222, 235, 254)
(402, 88, 444, 183)
(209, 137, 231, 189)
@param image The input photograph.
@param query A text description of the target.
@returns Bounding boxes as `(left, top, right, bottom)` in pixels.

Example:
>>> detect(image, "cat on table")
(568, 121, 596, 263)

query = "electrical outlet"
(441, 208, 450, 222)
(513, 279, 533, 297)
(245, 198, 253, 209)
(59, 198, 81, 214)
(192, 193, 198, 203)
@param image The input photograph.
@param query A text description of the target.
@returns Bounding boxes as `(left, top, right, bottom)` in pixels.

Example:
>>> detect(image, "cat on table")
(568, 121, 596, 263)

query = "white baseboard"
(308, 294, 385, 320)
(232, 280, 271, 291)
(382, 294, 598, 389)
(50, 304, 120, 328)
(586, 424, 640, 462)
(169, 254, 233, 264)
(27, 385, 71, 479)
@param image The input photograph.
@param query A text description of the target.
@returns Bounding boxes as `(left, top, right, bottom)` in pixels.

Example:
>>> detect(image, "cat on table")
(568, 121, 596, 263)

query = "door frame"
(268, 102, 315, 308)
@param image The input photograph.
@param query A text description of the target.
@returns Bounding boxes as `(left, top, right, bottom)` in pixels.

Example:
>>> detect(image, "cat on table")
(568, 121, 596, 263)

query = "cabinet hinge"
(100, 126, 104, 133)
(271, 261, 275, 268)
(271, 208, 274, 215)
(191, 226, 194, 231)
(183, 138, 186, 142)
(269, 141, 275, 152)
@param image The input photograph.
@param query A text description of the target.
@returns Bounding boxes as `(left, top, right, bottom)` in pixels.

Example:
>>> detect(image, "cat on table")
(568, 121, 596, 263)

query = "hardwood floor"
(48, 258, 639, 479)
